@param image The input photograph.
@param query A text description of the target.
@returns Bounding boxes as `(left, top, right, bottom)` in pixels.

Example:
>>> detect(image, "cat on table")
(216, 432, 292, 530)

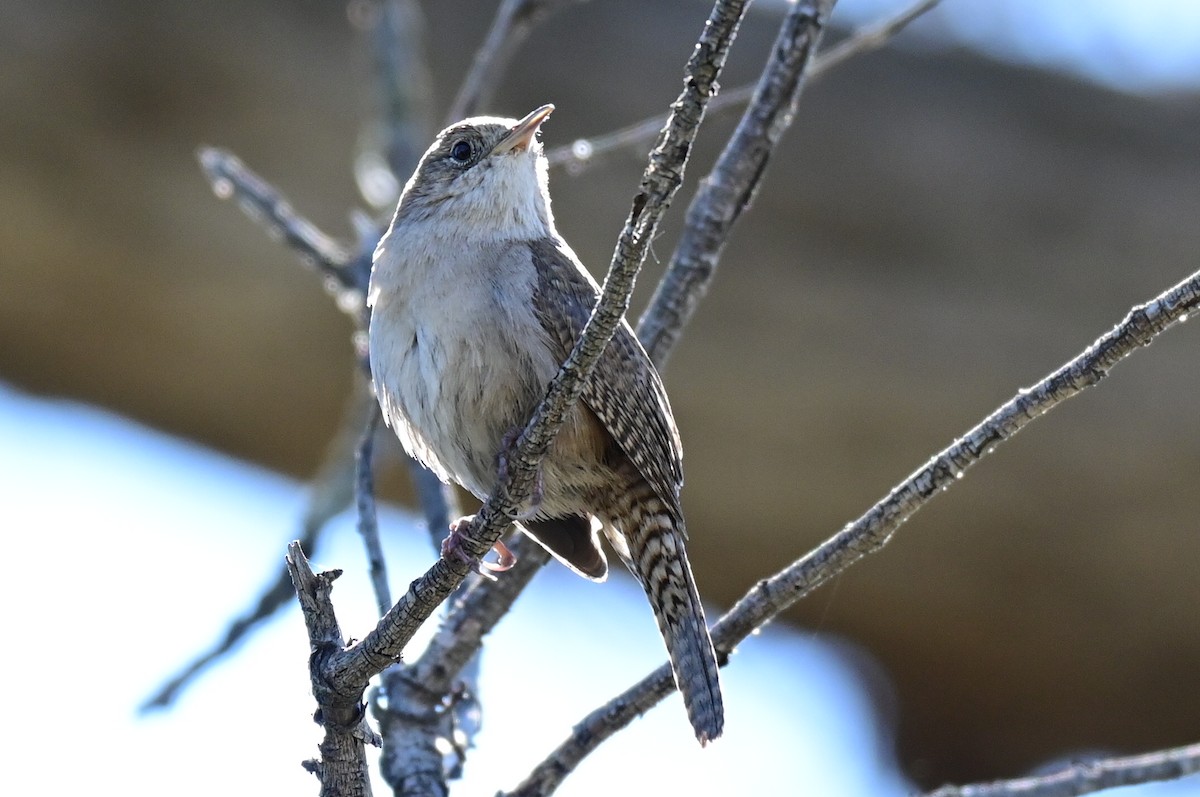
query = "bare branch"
(639, 0, 834, 365)
(446, 0, 590, 123)
(511, 268, 1200, 795)
(547, 0, 941, 174)
(926, 741, 1200, 797)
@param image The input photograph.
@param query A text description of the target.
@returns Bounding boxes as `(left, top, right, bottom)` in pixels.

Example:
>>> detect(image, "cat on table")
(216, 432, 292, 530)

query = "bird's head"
(393, 104, 556, 240)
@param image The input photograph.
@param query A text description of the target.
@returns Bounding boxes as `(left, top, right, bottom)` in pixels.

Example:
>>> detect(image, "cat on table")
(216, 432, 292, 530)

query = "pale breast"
(368, 234, 563, 500)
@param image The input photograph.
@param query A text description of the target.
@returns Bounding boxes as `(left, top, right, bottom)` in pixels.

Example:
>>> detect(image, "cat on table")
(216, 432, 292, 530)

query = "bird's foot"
(497, 428, 544, 521)
(441, 516, 518, 579)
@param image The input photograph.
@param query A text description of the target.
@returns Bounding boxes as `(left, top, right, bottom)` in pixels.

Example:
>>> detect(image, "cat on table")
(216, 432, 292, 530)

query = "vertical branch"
(287, 543, 381, 797)
(406, 460, 462, 551)
(355, 404, 392, 614)
(375, 664, 451, 797)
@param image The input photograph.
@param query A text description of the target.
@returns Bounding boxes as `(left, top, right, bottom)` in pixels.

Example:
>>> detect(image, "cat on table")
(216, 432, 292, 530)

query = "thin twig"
(925, 741, 1200, 797)
(196, 147, 367, 316)
(815, 0, 939, 74)
(508, 268, 1200, 796)
(353, 0, 435, 207)
(546, 0, 941, 174)
(639, 0, 834, 365)
(446, 0, 590, 123)
(407, 457, 461, 551)
(356, 403, 391, 615)
(300, 0, 751, 713)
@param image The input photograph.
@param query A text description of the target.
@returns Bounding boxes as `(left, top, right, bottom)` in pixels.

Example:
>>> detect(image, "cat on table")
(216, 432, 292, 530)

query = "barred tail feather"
(611, 482, 725, 743)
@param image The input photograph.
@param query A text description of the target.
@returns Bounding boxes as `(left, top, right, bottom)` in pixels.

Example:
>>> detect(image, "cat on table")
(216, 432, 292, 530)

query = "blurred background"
(3, 0, 1199, 792)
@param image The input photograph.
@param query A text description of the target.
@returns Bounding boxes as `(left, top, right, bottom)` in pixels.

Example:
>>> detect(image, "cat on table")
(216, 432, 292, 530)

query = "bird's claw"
(441, 516, 518, 580)
(481, 539, 517, 573)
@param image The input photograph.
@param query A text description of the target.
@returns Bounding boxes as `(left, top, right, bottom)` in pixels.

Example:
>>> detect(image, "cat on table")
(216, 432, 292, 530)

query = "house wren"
(367, 105, 724, 742)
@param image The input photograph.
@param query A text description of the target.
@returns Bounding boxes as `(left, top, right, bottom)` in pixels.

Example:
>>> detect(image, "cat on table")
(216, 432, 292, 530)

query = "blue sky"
(836, 0, 1200, 92)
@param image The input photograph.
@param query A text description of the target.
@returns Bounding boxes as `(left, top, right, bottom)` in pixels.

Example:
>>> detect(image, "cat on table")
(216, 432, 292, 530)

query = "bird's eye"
(449, 140, 473, 164)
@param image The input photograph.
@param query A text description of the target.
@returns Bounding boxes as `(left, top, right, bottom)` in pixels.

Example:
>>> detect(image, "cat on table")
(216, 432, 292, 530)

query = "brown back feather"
(528, 237, 685, 523)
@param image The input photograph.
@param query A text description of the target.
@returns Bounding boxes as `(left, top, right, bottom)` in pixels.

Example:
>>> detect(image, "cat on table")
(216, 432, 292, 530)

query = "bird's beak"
(491, 104, 555, 155)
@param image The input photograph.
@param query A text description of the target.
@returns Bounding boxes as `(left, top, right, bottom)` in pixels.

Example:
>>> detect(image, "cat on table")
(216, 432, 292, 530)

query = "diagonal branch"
(510, 267, 1200, 795)
(197, 147, 369, 321)
(297, 0, 752, 736)
(355, 403, 392, 614)
(925, 741, 1200, 797)
(813, 0, 939, 74)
